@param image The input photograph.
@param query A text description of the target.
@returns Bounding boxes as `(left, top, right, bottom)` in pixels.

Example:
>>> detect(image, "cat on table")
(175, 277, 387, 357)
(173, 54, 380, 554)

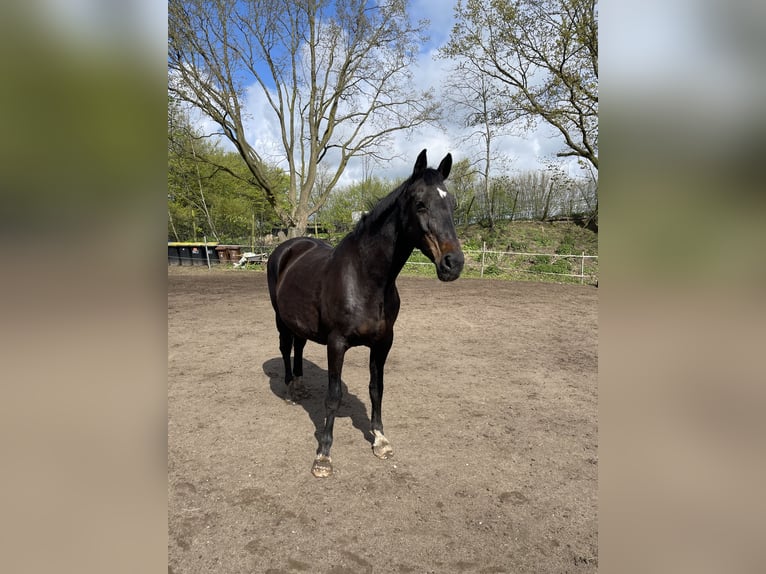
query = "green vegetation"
(168, 98, 285, 246)
(463, 221, 597, 284)
(393, 220, 598, 284)
(459, 220, 597, 257)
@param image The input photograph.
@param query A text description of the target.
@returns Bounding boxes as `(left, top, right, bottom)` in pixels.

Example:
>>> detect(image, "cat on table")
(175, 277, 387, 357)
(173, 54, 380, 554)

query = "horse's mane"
(347, 168, 443, 238)
(347, 179, 409, 238)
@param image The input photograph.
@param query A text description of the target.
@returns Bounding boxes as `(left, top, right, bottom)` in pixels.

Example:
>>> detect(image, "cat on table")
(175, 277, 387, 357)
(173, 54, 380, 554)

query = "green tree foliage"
(168, 99, 284, 243)
(321, 177, 392, 238)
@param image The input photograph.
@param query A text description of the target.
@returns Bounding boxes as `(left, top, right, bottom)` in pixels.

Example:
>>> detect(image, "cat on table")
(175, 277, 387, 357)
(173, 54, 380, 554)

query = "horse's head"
(403, 149, 464, 282)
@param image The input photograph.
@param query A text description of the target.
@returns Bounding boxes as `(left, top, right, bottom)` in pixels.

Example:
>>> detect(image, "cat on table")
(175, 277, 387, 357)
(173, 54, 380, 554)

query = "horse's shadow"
(262, 358, 373, 447)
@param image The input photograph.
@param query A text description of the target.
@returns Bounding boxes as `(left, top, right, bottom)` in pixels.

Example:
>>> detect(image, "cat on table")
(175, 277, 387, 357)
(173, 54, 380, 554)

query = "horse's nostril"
(442, 251, 464, 269)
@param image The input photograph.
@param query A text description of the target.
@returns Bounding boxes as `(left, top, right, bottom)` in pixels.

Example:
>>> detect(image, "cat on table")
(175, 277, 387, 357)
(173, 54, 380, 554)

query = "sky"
(186, 0, 590, 188)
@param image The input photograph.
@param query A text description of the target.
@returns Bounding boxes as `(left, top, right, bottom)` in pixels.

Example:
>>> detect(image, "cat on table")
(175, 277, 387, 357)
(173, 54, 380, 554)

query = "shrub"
(482, 264, 503, 277)
(530, 257, 570, 275)
(555, 232, 577, 255)
(508, 239, 527, 252)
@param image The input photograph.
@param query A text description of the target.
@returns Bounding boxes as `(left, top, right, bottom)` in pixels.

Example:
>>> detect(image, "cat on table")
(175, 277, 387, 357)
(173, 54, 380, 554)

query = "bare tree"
(442, 62, 516, 229)
(510, 171, 551, 220)
(169, 0, 439, 236)
(442, 0, 598, 171)
(447, 157, 478, 227)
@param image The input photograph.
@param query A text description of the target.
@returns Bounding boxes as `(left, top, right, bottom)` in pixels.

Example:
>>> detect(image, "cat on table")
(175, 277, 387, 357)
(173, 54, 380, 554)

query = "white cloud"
(241, 85, 285, 164)
(189, 0, 591, 186)
(411, 0, 458, 50)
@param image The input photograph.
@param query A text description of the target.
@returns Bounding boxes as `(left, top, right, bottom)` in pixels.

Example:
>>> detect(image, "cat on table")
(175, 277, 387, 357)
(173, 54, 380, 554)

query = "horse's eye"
(416, 201, 427, 213)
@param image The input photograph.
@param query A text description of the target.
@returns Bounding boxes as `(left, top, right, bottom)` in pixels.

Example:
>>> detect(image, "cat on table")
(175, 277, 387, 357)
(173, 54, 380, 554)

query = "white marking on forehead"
(437, 186, 447, 199)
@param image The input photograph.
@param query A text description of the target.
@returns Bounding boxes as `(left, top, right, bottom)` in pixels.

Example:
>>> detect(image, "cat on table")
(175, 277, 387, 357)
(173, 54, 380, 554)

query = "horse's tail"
(266, 243, 286, 312)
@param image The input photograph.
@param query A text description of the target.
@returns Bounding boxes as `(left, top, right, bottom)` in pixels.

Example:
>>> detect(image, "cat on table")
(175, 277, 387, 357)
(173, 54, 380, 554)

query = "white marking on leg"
(437, 186, 447, 199)
(372, 430, 393, 459)
(312, 455, 332, 478)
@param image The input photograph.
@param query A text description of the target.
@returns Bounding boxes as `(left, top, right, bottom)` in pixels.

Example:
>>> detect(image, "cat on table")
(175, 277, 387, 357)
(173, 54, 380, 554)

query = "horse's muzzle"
(436, 249, 464, 282)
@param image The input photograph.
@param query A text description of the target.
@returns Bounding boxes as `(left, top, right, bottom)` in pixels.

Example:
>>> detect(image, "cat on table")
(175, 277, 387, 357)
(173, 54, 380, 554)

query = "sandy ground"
(168, 267, 598, 573)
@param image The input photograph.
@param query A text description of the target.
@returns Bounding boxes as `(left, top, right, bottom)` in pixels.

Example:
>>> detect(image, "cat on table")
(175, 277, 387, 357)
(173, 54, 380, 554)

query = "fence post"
(580, 251, 585, 284)
(480, 242, 486, 278)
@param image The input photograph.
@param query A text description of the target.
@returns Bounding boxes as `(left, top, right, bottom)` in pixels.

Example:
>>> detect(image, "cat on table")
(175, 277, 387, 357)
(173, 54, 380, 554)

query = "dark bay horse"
(267, 149, 464, 477)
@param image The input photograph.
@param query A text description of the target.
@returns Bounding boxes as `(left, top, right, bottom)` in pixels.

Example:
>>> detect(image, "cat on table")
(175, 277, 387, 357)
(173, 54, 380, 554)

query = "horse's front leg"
(312, 335, 348, 478)
(369, 337, 394, 459)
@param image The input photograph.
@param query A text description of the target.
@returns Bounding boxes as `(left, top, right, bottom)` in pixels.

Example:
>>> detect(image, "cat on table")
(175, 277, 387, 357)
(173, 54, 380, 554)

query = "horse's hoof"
(372, 431, 393, 459)
(311, 455, 333, 478)
(287, 377, 309, 403)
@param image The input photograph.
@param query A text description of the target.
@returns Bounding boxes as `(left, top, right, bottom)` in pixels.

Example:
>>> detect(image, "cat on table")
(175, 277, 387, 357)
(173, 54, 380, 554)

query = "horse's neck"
(349, 212, 413, 286)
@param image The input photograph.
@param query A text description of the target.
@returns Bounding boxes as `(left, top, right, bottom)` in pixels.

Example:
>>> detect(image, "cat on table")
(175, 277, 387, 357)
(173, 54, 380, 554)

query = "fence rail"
(403, 242, 598, 284)
(168, 240, 598, 284)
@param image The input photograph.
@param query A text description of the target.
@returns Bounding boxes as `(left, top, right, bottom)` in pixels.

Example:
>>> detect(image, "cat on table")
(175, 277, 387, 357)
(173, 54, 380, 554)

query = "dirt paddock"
(168, 267, 598, 573)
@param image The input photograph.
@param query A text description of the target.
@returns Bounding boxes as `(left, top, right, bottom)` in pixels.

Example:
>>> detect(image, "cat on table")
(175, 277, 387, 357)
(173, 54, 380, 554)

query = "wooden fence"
(403, 242, 598, 284)
(170, 240, 599, 284)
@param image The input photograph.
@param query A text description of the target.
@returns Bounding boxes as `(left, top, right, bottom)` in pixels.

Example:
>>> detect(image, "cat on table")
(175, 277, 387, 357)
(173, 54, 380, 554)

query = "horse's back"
(268, 237, 329, 291)
(267, 237, 333, 341)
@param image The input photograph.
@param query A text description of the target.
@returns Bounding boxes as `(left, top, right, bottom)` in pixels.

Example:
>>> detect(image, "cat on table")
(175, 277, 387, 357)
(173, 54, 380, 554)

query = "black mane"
(347, 180, 408, 238)
(348, 168, 443, 238)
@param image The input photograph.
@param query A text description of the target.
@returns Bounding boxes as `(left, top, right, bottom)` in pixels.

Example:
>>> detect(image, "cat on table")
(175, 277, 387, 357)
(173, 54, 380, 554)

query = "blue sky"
(184, 0, 590, 186)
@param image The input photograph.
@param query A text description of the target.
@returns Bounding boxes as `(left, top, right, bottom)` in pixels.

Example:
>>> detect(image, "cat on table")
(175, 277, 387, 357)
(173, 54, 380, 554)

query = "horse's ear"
(438, 153, 452, 180)
(413, 149, 428, 174)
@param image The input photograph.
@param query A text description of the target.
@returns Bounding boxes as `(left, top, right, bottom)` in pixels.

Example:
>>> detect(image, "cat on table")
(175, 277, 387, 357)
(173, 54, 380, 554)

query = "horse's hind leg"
(369, 338, 394, 459)
(276, 317, 302, 403)
(290, 337, 308, 400)
(277, 319, 293, 383)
